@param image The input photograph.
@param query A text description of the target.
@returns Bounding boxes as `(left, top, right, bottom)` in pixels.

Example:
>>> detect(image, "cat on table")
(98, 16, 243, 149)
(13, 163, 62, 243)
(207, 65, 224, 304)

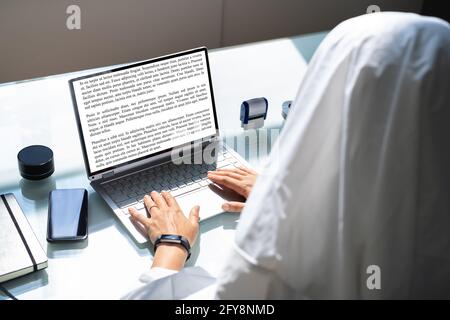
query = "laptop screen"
(70, 48, 218, 177)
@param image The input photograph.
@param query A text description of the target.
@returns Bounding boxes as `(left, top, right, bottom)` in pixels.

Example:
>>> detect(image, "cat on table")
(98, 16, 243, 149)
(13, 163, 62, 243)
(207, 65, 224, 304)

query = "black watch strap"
(154, 234, 191, 260)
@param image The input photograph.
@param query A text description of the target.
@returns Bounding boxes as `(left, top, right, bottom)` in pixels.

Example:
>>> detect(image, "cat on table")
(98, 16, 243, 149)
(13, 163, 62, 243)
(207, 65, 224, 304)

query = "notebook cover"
(0, 193, 47, 283)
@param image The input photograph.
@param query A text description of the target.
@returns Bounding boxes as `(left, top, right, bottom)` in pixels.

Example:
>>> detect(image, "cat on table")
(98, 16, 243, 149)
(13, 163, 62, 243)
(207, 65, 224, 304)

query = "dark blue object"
(17, 145, 54, 180)
(155, 234, 191, 260)
(282, 101, 293, 119)
(47, 188, 88, 242)
(240, 97, 268, 125)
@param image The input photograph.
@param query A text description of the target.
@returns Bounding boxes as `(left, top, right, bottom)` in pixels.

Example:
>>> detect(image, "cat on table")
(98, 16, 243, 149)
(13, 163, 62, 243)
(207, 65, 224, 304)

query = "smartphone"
(47, 188, 88, 242)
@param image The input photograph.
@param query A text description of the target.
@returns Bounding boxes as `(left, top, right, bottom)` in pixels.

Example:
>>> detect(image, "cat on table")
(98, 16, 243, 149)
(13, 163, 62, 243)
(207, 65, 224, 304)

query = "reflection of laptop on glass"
(69, 47, 249, 243)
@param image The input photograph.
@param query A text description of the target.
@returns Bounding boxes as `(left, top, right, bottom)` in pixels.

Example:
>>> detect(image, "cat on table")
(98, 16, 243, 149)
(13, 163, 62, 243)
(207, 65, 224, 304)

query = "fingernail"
(222, 203, 230, 211)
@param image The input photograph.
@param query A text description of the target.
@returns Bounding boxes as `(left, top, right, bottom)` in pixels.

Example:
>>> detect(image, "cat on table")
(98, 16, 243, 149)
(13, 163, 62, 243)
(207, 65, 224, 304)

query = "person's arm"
(127, 165, 258, 269)
(151, 243, 188, 270)
(129, 191, 200, 271)
(207, 166, 258, 212)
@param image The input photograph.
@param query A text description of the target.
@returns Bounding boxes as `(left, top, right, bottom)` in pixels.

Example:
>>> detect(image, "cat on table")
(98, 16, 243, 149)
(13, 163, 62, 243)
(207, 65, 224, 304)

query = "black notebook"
(0, 193, 47, 283)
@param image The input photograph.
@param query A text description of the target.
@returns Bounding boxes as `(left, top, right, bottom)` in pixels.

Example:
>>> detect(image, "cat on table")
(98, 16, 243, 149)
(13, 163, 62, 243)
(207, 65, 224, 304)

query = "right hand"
(128, 191, 200, 271)
(207, 166, 258, 212)
(129, 191, 199, 246)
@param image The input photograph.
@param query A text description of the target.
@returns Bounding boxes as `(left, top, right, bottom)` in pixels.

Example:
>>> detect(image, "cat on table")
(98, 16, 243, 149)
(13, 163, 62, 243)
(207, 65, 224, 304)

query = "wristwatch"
(154, 234, 191, 260)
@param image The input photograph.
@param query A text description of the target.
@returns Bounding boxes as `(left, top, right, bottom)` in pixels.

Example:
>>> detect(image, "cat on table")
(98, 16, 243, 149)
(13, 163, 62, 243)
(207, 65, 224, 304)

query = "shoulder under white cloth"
(125, 12, 450, 299)
(217, 12, 450, 299)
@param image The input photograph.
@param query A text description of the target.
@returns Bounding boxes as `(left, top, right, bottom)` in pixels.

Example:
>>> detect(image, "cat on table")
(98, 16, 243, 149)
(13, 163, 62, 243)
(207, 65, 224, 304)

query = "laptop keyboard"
(101, 149, 240, 215)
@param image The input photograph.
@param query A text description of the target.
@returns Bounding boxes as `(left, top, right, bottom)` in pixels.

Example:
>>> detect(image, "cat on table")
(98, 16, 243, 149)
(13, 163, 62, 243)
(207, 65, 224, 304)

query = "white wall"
(0, 0, 423, 83)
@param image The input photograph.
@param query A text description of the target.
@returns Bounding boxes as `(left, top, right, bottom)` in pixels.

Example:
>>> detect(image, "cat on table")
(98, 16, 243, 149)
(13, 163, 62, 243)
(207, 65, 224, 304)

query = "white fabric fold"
(125, 12, 450, 299)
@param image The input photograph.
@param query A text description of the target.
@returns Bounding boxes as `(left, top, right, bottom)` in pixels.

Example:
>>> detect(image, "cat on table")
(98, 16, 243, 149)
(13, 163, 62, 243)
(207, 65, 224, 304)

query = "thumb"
(222, 201, 245, 213)
(189, 205, 200, 225)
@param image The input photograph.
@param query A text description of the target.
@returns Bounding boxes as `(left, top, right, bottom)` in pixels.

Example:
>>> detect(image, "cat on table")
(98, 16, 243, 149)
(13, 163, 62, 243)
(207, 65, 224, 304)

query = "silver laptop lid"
(69, 47, 219, 181)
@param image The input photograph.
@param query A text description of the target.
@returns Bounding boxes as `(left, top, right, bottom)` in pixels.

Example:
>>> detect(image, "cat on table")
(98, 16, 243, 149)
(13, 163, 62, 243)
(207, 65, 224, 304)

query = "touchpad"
(175, 185, 243, 221)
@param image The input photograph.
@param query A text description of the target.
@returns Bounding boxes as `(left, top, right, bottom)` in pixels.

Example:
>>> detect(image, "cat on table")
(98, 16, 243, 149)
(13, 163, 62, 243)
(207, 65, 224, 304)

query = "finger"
(222, 201, 245, 213)
(215, 167, 247, 176)
(143, 195, 158, 215)
(238, 166, 257, 175)
(150, 191, 168, 210)
(207, 174, 245, 195)
(189, 205, 200, 225)
(161, 191, 180, 210)
(128, 207, 151, 227)
(208, 170, 243, 180)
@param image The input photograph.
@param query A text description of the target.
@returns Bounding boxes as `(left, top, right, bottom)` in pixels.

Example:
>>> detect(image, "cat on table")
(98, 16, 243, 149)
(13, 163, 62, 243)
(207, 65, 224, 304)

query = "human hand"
(128, 191, 200, 270)
(207, 166, 258, 212)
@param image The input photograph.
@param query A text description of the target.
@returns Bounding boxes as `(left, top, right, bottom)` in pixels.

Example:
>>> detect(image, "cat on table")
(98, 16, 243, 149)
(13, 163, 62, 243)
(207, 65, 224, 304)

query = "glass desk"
(0, 32, 326, 299)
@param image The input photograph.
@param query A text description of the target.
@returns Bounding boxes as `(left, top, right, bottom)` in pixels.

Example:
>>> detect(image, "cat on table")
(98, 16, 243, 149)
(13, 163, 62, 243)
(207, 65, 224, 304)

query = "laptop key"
(217, 160, 231, 168)
(111, 193, 128, 203)
(183, 171, 193, 178)
(160, 183, 170, 190)
(153, 182, 162, 189)
(134, 202, 145, 210)
(171, 183, 202, 197)
(118, 198, 138, 208)
(198, 179, 212, 187)
(127, 192, 138, 198)
(135, 195, 145, 203)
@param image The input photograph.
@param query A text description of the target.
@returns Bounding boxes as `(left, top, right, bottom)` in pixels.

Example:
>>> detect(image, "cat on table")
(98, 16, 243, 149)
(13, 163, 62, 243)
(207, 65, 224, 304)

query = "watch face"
(156, 235, 190, 260)
(164, 235, 181, 241)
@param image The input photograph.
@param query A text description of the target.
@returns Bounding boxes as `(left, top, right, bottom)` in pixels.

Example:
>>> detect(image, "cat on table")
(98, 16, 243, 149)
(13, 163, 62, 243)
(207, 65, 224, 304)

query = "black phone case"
(47, 188, 88, 242)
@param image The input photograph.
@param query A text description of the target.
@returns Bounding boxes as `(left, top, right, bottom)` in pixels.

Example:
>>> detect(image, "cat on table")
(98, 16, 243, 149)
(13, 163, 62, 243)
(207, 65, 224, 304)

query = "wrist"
(154, 234, 191, 259)
(151, 243, 188, 271)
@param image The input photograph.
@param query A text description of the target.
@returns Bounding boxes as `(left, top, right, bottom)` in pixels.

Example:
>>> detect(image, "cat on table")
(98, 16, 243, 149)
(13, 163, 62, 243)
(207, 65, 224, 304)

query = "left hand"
(207, 166, 258, 212)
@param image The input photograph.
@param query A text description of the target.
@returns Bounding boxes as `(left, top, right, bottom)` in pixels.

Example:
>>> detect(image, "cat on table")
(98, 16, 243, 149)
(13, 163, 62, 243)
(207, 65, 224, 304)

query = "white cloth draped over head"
(124, 12, 450, 300)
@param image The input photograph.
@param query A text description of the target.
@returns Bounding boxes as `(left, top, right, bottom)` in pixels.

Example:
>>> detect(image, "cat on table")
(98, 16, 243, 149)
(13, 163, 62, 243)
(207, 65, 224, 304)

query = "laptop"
(69, 47, 249, 243)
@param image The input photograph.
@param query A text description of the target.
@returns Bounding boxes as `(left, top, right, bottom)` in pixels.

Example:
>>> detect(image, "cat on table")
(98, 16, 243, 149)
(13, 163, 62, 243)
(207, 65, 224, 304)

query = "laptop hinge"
(102, 171, 114, 180)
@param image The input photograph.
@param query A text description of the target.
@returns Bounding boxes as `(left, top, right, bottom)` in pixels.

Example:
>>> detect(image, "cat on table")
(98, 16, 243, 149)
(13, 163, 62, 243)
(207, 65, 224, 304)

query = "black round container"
(17, 145, 54, 180)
